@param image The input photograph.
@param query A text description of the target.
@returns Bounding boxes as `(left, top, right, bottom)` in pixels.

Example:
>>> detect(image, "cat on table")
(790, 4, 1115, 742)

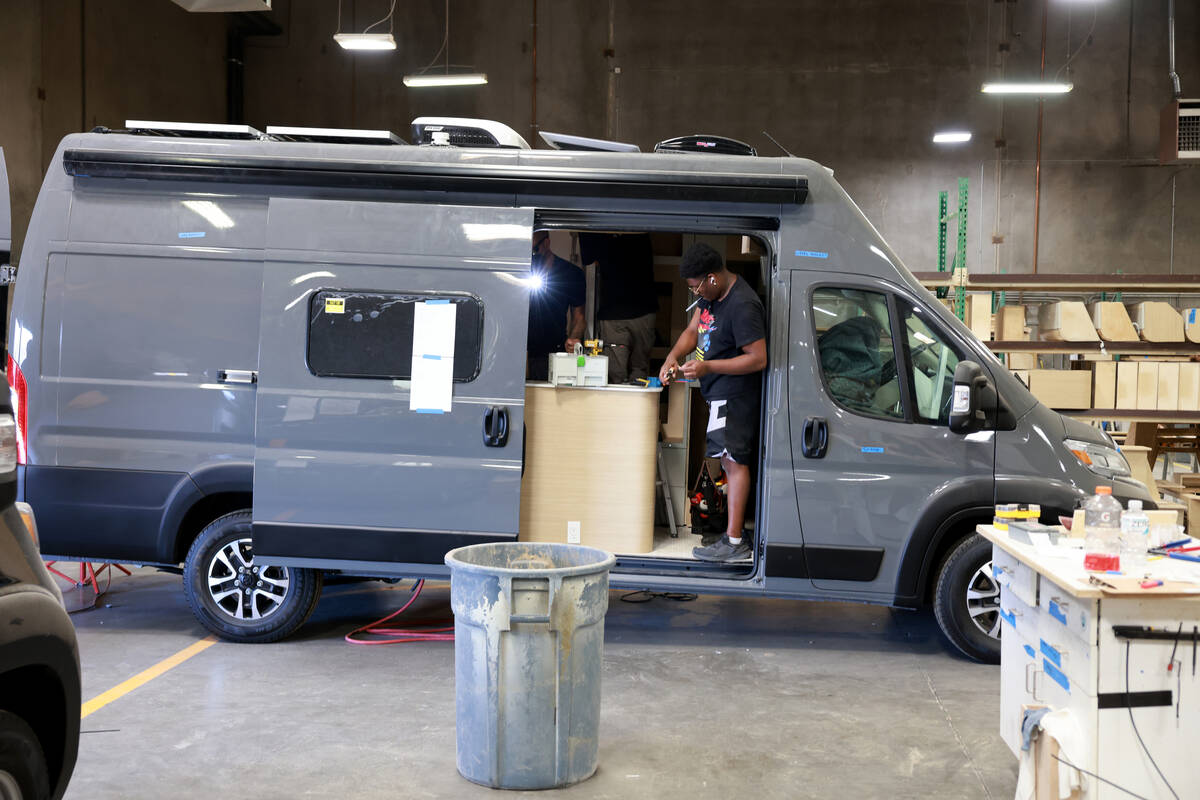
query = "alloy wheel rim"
(966, 560, 1001, 640)
(206, 536, 291, 621)
(0, 770, 23, 800)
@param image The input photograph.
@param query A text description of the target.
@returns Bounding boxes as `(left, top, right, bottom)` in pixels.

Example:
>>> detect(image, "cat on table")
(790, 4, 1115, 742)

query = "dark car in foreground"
(0, 400, 79, 800)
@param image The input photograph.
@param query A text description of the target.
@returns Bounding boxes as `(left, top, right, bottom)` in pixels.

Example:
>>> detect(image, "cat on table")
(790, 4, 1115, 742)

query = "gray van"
(5, 119, 1151, 662)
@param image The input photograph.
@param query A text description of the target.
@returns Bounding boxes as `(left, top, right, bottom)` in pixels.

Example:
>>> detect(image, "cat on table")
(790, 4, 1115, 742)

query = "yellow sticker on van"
(325, 297, 345, 314)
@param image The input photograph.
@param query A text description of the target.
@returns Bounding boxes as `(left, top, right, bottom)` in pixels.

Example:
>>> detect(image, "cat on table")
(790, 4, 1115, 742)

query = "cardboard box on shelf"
(1027, 369, 1092, 409)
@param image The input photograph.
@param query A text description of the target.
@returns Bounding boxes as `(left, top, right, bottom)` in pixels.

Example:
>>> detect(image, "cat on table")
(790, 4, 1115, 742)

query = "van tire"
(933, 533, 1001, 664)
(0, 710, 50, 800)
(183, 510, 322, 643)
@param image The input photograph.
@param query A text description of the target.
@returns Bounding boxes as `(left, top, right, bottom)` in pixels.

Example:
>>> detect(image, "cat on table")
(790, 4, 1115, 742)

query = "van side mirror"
(948, 360, 997, 435)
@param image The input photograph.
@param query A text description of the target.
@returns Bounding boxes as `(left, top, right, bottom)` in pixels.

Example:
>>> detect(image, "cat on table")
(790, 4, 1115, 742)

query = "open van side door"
(253, 198, 533, 570)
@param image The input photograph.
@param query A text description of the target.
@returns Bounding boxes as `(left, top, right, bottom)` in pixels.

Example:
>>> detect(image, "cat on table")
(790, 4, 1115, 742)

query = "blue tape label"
(1024, 644, 1036, 659)
(425, 299, 450, 304)
(860, 446, 884, 453)
(999, 607, 1016, 628)
(422, 354, 442, 360)
(415, 408, 444, 414)
(1190, 309, 1196, 325)
(794, 249, 829, 259)
(1044, 660, 1070, 693)
(1049, 601, 1067, 625)
(178, 231, 206, 239)
(1039, 639, 1062, 667)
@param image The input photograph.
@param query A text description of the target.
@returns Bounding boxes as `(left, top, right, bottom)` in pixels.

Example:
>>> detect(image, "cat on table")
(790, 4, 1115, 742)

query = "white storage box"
(548, 352, 608, 387)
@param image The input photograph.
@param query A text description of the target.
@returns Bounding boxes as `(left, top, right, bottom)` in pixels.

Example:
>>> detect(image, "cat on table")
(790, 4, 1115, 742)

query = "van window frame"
(807, 282, 915, 425)
(894, 298, 970, 427)
(305, 287, 485, 383)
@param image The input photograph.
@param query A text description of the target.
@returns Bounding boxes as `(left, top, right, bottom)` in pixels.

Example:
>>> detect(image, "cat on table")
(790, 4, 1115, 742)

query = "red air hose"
(344, 579, 455, 645)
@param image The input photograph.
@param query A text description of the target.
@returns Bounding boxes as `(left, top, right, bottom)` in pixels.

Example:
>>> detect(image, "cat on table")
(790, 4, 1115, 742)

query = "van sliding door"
(253, 198, 533, 570)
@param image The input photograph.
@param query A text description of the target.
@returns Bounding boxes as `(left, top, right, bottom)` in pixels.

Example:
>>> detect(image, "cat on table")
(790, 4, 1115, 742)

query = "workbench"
(980, 525, 1200, 799)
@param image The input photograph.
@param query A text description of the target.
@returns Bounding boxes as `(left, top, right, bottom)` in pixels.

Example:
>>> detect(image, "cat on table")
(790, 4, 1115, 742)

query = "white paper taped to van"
(409, 300, 457, 413)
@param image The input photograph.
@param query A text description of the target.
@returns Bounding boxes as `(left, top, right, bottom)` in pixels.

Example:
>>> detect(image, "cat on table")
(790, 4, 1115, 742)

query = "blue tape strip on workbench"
(1049, 601, 1067, 626)
(1024, 644, 1036, 660)
(794, 249, 829, 259)
(415, 408, 444, 414)
(1040, 639, 1062, 668)
(1044, 660, 1070, 693)
(999, 607, 1016, 629)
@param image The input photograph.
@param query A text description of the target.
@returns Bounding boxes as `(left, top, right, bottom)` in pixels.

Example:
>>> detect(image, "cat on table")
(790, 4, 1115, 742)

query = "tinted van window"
(812, 287, 903, 420)
(307, 291, 483, 381)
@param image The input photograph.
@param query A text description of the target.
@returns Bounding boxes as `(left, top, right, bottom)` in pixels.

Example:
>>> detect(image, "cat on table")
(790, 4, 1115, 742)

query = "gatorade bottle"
(1083, 486, 1123, 572)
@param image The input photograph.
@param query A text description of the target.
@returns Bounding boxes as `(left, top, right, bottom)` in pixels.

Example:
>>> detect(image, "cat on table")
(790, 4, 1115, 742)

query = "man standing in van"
(527, 231, 586, 381)
(660, 242, 767, 562)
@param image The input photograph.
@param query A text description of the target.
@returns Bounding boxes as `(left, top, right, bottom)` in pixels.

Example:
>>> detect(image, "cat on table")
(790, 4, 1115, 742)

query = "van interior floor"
(61, 568, 1017, 799)
(621, 525, 754, 561)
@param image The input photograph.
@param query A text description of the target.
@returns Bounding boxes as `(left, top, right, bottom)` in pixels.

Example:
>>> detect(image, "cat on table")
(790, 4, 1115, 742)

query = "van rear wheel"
(933, 533, 1001, 664)
(183, 510, 322, 643)
(0, 710, 50, 800)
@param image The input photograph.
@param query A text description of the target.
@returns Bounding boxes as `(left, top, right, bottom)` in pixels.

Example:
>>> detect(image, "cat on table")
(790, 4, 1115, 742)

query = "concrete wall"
(1, 0, 1196, 277)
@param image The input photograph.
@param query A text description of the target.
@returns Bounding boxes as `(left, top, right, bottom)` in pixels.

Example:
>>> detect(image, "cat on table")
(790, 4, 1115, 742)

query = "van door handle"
(801, 416, 828, 458)
(218, 369, 257, 384)
(484, 406, 509, 447)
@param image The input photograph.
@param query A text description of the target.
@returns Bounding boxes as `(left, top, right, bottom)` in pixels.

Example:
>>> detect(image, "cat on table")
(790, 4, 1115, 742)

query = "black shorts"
(704, 393, 760, 465)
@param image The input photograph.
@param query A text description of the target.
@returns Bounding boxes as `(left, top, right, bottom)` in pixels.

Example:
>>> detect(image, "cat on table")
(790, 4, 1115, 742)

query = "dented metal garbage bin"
(444, 542, 615, 790)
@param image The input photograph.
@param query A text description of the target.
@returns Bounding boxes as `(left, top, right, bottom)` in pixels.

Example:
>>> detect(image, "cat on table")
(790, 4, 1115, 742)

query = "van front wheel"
(933, 533, 1001, 664)
(183, 510, 323, 643)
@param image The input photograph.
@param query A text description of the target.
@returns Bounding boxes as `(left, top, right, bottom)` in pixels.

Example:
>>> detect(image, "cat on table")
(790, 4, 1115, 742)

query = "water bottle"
(1119, 500, 1150, 573)
(1083, 486, 1123, 572)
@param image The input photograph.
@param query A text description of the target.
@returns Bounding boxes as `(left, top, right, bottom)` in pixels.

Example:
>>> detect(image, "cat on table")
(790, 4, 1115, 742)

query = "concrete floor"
(62, 568, 1018, 799)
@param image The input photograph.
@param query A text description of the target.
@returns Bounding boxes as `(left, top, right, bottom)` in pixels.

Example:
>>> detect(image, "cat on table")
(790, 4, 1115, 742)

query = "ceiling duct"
(1160, 0, 1198, 163)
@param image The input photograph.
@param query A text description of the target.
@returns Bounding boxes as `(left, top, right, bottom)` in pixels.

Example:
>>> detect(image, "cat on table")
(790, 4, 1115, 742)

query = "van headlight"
(1064, 438, 1131, 479)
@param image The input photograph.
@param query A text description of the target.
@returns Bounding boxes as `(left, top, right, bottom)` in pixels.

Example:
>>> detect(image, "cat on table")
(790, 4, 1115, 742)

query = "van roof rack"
(654, 135, 757, 157)
(124, 120, 265, 140)
(538, 131, 640, 152)
(411, 117, 530, 149)
(265, 126, 406, 145)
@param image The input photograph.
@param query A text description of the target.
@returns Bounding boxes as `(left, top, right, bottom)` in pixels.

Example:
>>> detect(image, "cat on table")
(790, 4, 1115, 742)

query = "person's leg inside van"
(599, 319, 632, 384)
(626, 310, 658, 382)
(693, 393, 758, 562)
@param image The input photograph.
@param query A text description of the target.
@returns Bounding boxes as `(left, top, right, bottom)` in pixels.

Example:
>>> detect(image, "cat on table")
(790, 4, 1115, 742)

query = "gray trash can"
(444, 542, 616, 790)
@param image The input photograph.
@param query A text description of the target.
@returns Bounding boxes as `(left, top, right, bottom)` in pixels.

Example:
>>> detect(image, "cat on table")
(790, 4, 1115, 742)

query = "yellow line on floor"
(81, 636, 218, 719)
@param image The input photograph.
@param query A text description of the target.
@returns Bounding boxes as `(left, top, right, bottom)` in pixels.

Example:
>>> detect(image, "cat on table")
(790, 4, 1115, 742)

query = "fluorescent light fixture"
(932, 131, 972, 143)
(182, 200, 234, 229)
(981, 82, 1073, 94)
(334, 33, 396, 51)
(403, 72, 488, 88)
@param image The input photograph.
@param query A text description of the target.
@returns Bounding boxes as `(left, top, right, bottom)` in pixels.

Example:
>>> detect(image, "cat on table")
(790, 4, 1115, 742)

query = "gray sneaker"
(692, 536, 751, 562)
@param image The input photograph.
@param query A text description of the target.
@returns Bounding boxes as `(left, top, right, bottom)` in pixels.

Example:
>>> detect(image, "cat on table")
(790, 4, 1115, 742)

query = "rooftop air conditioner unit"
(171, 0, 271, 11)
(411, 118, 530, 149)
(1160, 99, 1200, 163)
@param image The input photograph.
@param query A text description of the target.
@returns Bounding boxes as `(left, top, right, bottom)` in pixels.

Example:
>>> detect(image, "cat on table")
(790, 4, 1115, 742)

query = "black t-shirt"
(579, 233, 658, 320)
(693, 276, 766, 400)
(527, 254, 585, 357)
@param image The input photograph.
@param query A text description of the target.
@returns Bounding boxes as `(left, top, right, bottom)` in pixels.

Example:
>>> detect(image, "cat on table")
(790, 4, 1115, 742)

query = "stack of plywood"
(1093, 360, 1200, 411)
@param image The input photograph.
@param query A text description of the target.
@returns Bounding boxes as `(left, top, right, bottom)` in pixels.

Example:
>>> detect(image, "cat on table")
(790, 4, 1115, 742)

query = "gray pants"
(599, 312, 657, 384)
